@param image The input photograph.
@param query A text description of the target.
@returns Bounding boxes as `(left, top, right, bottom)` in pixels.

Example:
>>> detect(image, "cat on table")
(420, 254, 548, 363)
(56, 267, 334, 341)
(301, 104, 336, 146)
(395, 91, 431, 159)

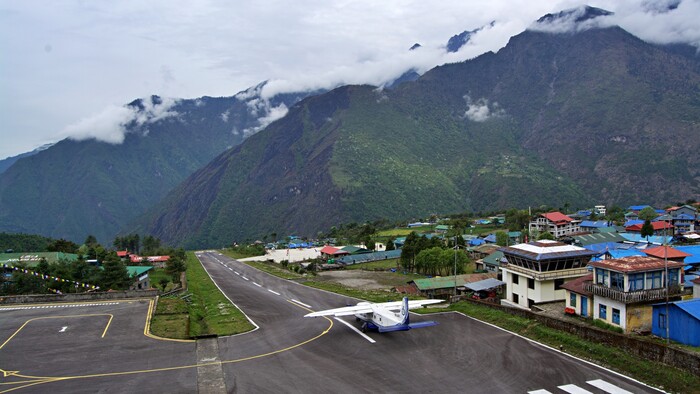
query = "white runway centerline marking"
(59, 326, 68, 333)
(253, 282, 262, 287)
(290, 299, 311, 308)
(234, 271, 240, 275)
(242, 276, 249, 281)
(333, 317, 375, 344)
(268, 289, 281, 295)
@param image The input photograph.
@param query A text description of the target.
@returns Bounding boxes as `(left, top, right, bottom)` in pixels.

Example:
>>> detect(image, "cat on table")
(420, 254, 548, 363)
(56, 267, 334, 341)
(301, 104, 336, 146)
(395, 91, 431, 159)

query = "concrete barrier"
(0, 289, 158, 304)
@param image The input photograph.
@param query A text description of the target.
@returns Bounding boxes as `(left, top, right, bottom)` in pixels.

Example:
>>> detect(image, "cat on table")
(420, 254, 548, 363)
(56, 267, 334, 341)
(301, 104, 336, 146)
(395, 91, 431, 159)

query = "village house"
(586, 256, 684, 333)
(561, 273, 594, 317)
(528, 212, 581, 238)
(499, 240, 596, 309)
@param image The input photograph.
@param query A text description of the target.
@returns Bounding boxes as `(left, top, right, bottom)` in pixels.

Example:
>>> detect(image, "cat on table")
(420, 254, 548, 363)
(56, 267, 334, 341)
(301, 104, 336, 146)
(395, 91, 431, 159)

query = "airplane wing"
(304, 303, 374, 317)
(304, 299, 443, 318)
(375, 299, 444, 312)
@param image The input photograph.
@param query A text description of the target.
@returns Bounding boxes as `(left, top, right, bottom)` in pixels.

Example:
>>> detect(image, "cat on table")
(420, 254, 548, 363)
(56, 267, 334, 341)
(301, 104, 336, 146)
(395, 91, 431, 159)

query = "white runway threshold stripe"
(529, 379, 635, 394)
(290, 299, 311, 308)
(586, 379, 633, 394)
(558, 384, 593, 394)
(333, 317, 376, 344)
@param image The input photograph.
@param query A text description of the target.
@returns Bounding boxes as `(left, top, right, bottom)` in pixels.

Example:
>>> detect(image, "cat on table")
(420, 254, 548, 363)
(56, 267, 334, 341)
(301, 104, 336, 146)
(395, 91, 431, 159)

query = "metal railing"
(583, 282, 682, 304)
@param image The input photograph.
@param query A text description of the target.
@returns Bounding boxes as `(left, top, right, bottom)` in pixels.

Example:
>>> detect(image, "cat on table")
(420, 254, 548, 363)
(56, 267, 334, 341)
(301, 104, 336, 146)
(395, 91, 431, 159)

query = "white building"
(528, 212, 581, 238)
(594, 205, 606, 216)
(499, 240, 597, 309)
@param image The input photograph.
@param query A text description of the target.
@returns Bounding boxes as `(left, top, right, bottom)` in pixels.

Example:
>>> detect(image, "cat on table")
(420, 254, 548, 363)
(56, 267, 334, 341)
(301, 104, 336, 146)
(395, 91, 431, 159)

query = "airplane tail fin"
(400, 297, 409, 325)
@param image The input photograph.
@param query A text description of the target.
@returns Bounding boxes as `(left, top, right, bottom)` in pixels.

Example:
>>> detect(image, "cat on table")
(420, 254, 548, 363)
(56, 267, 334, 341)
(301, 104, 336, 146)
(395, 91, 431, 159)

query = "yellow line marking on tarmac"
(143, 299, 194, 343)
(0, 298, 333, 393)
(0, 314, 113, 350)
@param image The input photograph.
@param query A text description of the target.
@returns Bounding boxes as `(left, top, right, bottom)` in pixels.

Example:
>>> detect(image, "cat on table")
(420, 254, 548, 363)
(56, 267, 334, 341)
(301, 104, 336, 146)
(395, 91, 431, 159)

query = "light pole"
(453, 236, 458, 298)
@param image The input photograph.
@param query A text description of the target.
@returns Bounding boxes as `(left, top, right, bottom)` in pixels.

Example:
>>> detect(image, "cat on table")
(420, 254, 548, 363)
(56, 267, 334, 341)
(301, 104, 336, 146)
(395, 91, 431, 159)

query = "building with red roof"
(625, 221, 673, 235)
(587, 256, 684, 333)
(561, 273, 594, 317)
(528, 211, 580, 238)
(643, 246, 691, 262)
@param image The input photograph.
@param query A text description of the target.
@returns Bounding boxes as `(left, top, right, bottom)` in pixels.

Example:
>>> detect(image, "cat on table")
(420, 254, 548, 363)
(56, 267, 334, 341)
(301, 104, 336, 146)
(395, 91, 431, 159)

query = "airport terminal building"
(499, 240, 597, 309)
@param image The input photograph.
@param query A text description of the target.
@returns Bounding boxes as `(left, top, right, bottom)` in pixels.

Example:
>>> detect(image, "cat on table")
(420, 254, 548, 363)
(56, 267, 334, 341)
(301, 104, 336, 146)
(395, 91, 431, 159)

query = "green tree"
(640, 219, 654, 241)
(84, 235, 98, 247)
(385, 239, 395, 251)
(505, 209, 530, 231)
(99, 253, 131, 290)
(495, 231, 509, 246)
(165, 255, 186, 283)
(47, 238, 79, 253)
(638, 207, 658, 221)
(142, 235, 161, 255)
(158, 277, 169, 292)
(537, 231, 555, 240)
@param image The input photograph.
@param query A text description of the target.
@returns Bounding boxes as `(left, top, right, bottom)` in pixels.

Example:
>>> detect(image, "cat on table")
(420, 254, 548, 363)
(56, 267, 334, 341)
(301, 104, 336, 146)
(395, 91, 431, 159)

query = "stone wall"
(457, 296, 700, 376)
(0, 289, 158, 304)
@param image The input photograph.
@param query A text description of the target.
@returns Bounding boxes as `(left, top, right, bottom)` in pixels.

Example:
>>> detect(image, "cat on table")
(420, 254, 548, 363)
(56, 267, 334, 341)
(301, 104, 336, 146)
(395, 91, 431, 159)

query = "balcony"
(584, 283, 683, 304)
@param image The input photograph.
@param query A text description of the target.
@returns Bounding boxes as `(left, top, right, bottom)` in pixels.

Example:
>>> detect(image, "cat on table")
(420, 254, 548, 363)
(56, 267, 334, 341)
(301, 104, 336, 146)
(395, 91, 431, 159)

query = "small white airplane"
(304, 297, 443, 333)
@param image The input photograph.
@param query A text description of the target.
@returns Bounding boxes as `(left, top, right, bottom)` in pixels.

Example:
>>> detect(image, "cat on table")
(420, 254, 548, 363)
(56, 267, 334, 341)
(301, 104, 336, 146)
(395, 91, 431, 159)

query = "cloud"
(220, 110, 230, 122)
(463, 96, 503, 122)
(61, 96, 179, 144)
(528, 6, 615, 34)
(243, 103, 289, 137)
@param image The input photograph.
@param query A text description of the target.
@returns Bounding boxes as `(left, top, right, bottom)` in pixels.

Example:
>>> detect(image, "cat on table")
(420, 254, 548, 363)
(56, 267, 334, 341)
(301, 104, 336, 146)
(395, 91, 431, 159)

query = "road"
(0, 251, 664, 393)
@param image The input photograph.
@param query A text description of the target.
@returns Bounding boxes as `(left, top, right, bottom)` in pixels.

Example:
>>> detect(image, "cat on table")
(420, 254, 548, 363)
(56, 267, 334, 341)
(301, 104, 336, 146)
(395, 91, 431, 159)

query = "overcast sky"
(1, 0, 698, 159)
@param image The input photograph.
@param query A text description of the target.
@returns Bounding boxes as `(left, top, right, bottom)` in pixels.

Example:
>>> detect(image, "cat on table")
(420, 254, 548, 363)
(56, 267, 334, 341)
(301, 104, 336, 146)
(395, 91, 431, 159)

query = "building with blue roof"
(605, 249, 646, 259)
(651, 299, 700, 346)
(619, 233, 673, 245)
(627, 205, 652, 212)
(623, 220, 644, 227)
(579, 220, 611, 231)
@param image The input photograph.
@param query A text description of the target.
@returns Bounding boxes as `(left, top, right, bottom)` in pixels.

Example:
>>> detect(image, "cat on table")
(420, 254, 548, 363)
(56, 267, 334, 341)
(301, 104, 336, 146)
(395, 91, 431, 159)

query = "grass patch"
(150, 313, 189, 339)
(221, 255, 304, 280)
(186, 252, 256, 337)
(303, 280, 424, 303)
(429, 301, 700, 393)
(220, 245, 265, 259)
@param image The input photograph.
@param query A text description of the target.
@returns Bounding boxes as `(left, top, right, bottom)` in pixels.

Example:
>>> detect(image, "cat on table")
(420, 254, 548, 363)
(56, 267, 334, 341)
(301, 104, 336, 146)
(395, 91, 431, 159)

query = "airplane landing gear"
(361, 322, 368, 333)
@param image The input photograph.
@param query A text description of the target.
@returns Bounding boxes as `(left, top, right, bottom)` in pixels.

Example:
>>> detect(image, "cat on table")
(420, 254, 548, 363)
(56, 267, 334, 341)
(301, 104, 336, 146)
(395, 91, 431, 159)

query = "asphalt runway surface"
(0, 251, 664, 393)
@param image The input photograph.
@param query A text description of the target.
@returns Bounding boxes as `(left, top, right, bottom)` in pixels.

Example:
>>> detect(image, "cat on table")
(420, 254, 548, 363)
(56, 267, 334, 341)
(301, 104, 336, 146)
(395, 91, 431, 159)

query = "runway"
(0, 251, 663, 393)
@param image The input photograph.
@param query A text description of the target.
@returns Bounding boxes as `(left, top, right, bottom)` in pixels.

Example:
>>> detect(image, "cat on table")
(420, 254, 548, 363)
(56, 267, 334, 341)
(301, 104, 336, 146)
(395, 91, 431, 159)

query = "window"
(599, 304, 607, 320)
(554, 278, 565, 290)
(512, 274, 519, 285)
(668, 269, 679, 286)
(596, 269, 609, 286)
(528, 278, 535, 290)
(610, 272, 624, 291)
(629, 273, 644, 291)
(513, 293, 519, 304)
(612, 308, 620, 325)
(570, 293, 577, 308)
(646, 271, 663, 289)
(658, 313, 666, 329)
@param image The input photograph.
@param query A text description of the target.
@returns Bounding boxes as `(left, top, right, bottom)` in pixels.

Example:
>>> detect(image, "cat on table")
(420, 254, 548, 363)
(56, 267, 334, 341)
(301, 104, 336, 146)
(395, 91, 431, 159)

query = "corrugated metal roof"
(573, 232, 626, 246)
(126, 266, 153, 277)
(676, 246, 700, 264)
(541, 211, 574, 224)
(465, 278, 506, 291)
(590, 256, 685, 273)
(411, 273, 496, 290)
(643, 246, 691, 259)
(653, 299, 700, 320)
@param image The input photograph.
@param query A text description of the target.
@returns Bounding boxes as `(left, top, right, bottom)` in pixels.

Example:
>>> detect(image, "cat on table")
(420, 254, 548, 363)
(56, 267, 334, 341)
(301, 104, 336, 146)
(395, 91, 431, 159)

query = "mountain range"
(2, 6, 699, 247)
(133, 11, 700, 247)
(0, 20, 493, 244)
